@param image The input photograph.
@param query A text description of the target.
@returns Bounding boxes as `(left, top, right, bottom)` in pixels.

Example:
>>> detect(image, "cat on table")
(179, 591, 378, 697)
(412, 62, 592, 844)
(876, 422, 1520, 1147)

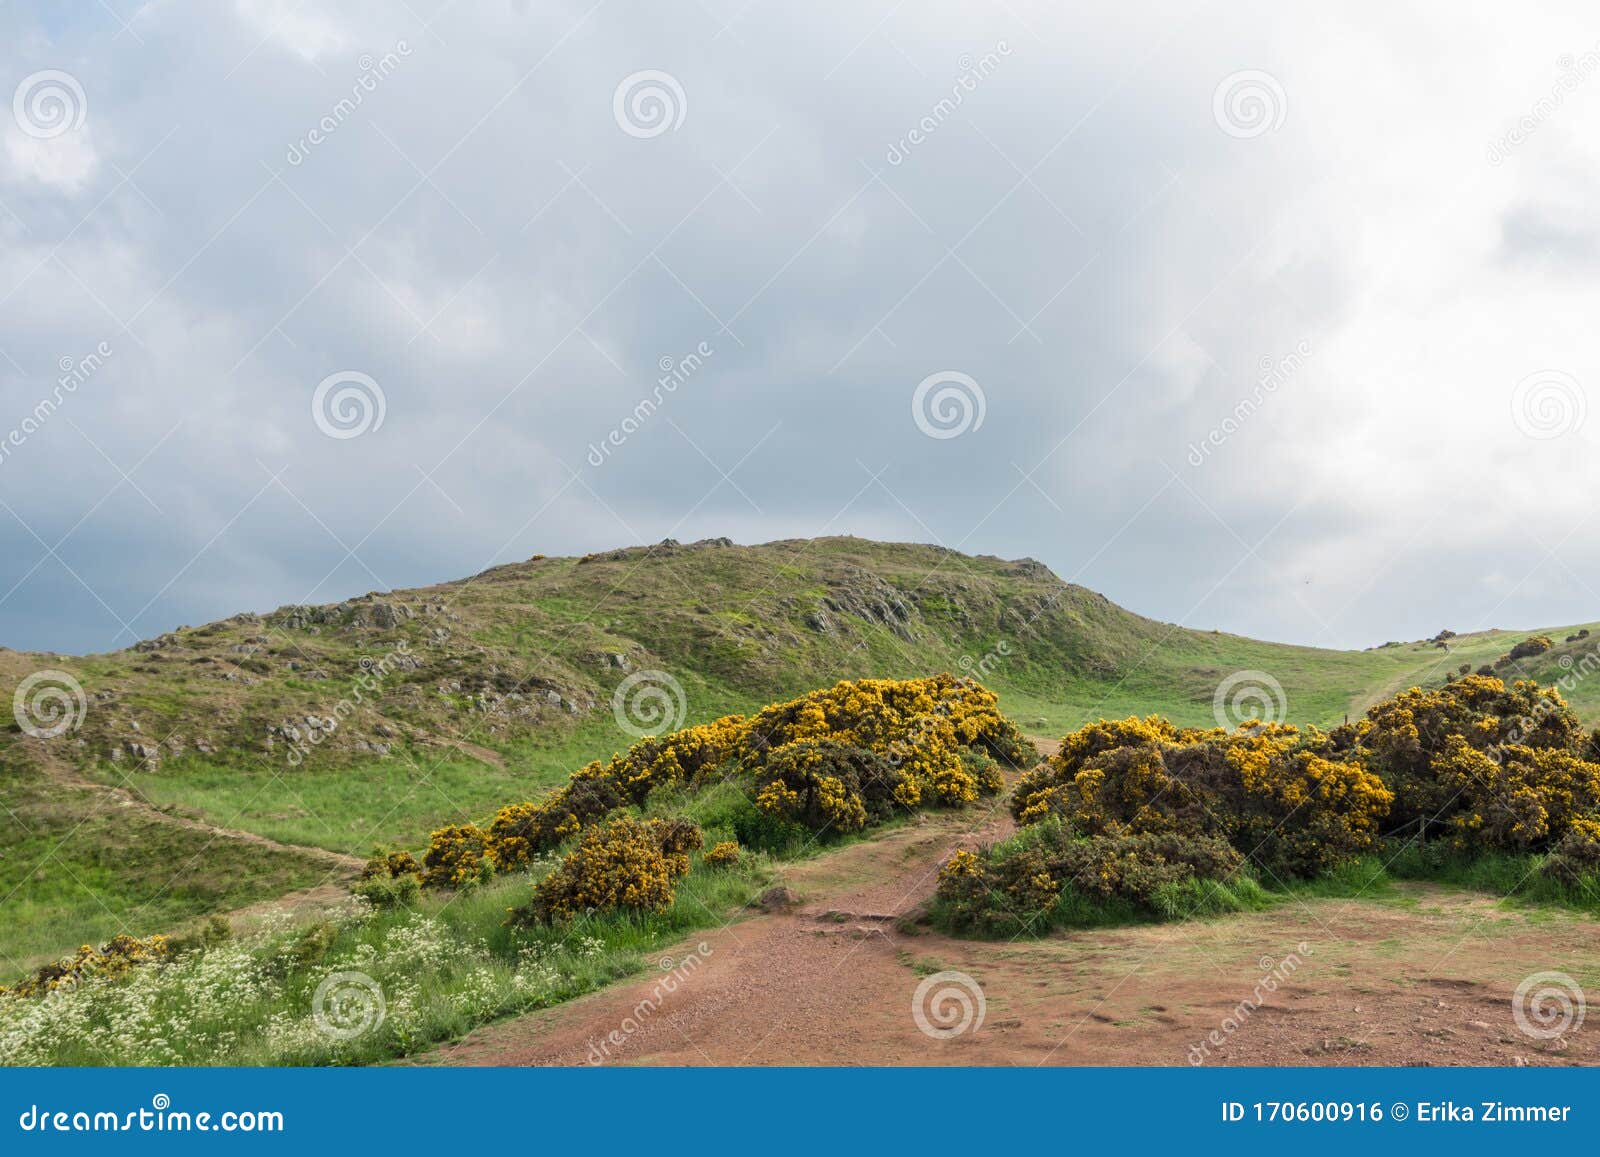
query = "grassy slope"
(2, 535, 1595, 967)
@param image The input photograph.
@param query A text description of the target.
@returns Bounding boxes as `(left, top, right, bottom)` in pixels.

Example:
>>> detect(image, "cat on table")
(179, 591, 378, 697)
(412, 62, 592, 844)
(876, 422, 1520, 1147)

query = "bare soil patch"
(432, 786, 1600, 1067)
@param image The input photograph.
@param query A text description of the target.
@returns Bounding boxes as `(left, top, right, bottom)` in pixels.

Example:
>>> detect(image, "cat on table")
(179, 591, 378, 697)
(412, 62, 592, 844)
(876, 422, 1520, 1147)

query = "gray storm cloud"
(0, 0, 1596, 653)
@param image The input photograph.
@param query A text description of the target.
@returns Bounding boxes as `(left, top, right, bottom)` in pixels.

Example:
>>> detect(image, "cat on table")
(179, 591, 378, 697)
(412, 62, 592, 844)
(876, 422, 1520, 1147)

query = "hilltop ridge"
(2, 535, 1596, 966)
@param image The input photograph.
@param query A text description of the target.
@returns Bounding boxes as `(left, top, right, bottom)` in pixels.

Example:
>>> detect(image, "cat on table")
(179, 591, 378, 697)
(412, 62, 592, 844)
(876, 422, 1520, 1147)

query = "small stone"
(754, 886, 798, 912)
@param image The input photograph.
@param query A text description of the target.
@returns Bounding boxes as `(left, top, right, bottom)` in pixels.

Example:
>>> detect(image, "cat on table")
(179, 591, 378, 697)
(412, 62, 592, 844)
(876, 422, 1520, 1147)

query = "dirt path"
(434, 805, 1020, 1066)
(433, 782, 1600, 1066)
(429, 735, 509, 771)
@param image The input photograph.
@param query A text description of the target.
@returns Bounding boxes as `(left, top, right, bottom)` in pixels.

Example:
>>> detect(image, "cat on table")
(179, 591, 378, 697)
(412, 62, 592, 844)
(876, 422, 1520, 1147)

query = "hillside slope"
(2, 535, 1596, 967)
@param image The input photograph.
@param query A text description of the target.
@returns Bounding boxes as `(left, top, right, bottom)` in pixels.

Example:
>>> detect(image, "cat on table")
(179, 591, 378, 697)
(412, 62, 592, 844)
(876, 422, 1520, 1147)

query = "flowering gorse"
(389, 675, 1032, 889)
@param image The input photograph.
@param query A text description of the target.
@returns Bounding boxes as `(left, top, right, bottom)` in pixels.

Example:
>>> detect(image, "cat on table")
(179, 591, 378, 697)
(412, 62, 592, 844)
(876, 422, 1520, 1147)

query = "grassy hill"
(2, 534, 1596, 969)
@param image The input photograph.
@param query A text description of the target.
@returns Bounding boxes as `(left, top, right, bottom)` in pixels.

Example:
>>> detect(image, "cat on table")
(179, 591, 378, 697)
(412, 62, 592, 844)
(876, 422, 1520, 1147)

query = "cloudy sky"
(1, 1, 1597, 654)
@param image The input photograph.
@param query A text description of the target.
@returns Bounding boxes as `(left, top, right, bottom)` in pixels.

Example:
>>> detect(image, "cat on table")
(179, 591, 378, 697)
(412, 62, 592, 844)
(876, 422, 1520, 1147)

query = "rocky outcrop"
(808, 567, 920, 641)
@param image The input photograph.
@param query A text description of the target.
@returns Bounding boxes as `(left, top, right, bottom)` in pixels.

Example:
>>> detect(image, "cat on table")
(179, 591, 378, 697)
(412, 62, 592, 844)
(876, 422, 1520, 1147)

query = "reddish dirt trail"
(431, 744, 1600, 1068)
(434, 806, 1021, 1066)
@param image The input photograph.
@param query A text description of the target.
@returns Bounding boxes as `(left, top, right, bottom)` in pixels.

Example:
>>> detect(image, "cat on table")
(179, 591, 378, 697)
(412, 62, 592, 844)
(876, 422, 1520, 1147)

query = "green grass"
(930, 835, 1600, 940)
(4, 535, 1596, 968)
(0, 777, 331, 972)
(0, 846, 774, 1066)
(1382, 843, 1600, 914)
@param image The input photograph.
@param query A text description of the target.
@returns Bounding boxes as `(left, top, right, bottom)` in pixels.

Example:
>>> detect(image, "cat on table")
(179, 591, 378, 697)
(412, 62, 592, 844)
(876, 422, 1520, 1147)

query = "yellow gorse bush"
(420, 823, 489, 889)
(2, 933, 170, 999)
(1012, 718, 1392, 878)
(467, 675, 1029, 880)
(1008, 673, 1600, 884)
(516, 816, 699, 923)
(1348, 674, 1600, 850)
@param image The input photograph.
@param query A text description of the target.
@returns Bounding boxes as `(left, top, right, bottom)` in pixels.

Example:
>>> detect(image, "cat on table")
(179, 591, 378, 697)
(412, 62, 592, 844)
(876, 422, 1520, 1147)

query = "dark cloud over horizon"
(1, 1, 1597, 655)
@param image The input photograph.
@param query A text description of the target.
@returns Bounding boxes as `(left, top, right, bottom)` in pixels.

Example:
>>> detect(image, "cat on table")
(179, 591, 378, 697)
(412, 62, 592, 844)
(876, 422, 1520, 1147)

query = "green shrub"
(354, 871, 421, 908)
(933, 822, 1245, 935)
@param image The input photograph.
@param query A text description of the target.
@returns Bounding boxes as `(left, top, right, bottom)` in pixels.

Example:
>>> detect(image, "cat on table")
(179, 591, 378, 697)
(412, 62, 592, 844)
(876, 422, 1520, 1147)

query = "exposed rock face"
(1007, 558, 1055, 580)
(270, 596, 429, 632)
(813, 567, 920, 641)
(804, 608, 834, 635)
(367, 602, 409, 629)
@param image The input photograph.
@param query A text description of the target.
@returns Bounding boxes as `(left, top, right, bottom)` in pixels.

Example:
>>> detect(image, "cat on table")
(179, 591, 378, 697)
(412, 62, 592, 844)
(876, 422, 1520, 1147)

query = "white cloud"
(234, 0, 350, 64)
(0, 0, 1597, 653)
